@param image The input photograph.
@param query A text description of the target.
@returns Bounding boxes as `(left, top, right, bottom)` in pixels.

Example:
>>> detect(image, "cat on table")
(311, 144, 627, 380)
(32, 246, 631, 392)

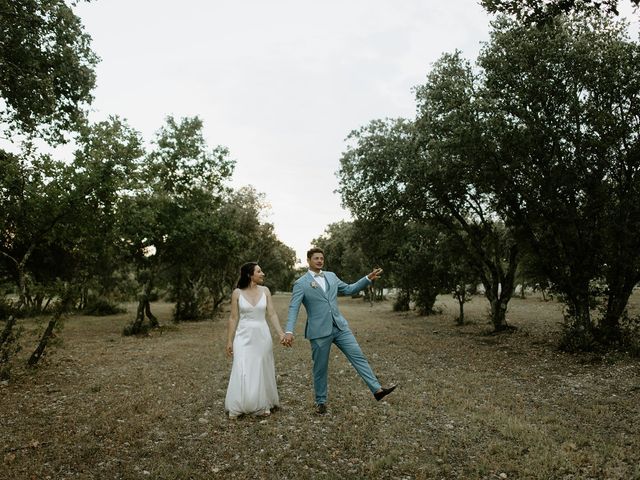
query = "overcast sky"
(73, 1, 492, 264)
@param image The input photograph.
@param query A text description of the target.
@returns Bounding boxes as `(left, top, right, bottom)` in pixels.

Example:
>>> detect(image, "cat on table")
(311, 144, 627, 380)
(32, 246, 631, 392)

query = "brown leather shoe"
(374, 385, 397, 401)
(315, 403, 327, 415)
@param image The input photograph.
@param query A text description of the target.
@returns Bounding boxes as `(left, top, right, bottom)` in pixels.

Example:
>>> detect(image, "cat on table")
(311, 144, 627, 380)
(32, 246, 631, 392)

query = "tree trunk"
(16, 264, 28, 311)
(484, 245, 518, 332)
(489, 298, 508, 330)
(28, 318, 57, 366)
(456, 294, 465, 326)
(393, 289, 411, 311)
(28, 294, 72, 366)
(365, 285, 374, 306)
(600, 279, 636, 344)
(130, 298, 147, 334)
(0, 316, 17, 348)
(144, 300, 159, 327)
(127, 276, 158, 334)
(561, 291, 595, 352)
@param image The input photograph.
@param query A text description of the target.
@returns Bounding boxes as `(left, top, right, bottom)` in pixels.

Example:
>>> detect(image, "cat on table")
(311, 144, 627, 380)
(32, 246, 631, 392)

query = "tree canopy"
(482, 0, 640, 23)
(0, 0, 98, 142)
(337, 9, 640, 348)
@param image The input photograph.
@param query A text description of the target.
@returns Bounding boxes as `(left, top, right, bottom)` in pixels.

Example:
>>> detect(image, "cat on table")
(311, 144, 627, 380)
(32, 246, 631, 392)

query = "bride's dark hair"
(236, 262, 258, 289)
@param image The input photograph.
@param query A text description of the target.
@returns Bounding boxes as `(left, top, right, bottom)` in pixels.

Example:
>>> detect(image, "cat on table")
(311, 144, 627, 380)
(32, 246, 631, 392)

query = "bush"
(0, 297, 17, 320)
(392, 290, 410, 312)
(619, 314, 640, 357)
(559, 314, 598, 352)
(122, 322, 151, 336)
(83, 298, 125, 316)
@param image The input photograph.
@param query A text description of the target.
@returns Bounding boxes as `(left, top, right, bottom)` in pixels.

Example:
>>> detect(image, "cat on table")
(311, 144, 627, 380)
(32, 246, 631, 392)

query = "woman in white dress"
(225, 262, 286, 418)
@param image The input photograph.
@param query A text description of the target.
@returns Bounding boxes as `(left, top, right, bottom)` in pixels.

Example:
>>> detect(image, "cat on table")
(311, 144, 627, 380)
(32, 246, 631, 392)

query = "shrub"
(84, 298, 125, 316)
(0, 297, 17, 320)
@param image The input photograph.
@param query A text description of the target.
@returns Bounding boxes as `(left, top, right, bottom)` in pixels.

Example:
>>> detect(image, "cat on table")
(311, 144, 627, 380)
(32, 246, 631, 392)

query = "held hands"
(281, 332, 294, 347)
(367, 267, 383, 281)
(278, 332, 289, 347)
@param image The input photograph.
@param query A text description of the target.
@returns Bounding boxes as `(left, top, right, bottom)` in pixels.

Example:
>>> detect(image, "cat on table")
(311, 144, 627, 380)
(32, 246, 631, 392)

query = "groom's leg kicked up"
(333, 327, 397, 402)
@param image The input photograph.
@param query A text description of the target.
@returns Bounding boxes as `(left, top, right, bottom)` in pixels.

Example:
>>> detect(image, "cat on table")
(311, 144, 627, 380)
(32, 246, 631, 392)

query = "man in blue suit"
(283, 247, 396, 414)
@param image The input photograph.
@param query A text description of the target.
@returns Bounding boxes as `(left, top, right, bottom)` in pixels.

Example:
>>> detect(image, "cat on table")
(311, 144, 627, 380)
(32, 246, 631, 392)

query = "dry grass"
(1, 292, 640, 479)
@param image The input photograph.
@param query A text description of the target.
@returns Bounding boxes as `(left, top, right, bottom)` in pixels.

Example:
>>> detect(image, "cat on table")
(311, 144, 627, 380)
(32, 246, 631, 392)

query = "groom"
(283, 247, 396, 414)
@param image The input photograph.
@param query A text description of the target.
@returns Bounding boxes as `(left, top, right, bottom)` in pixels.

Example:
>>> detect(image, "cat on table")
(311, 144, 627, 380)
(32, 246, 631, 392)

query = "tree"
(203, 188, 296, 308)
(119, 115, 235, 325)
(0, 146, 79, 312)
(478, 13, 640, 346)
(249, 222, 297, 294)
(312, 221, 368, 281)
(388, 222, 452, 315)
(411, 52, 519, 331)
(436, 229, 481, 325)
(0, 0, 98, 142)
(338, 118, 418, 310)
(481, 0, 640, 23)
(338, 78, 519, 330)
(337, 118, 498, 319)
(313, 221, 385, 303)
(70, 117, 145, 311)
(0, 117, 142, 361)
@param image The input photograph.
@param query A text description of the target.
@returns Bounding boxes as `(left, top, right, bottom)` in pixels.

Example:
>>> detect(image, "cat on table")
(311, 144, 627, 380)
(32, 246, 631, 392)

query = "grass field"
(1, 292, 639, 479)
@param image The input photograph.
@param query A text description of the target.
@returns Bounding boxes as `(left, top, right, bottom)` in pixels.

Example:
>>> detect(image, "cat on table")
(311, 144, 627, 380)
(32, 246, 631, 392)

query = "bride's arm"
(264, 287, 286, 342)
(226, 289, 240, 357)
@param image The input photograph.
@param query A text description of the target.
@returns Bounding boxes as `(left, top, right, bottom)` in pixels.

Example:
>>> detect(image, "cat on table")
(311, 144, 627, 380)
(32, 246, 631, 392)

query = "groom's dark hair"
(307, 247, 324, 259)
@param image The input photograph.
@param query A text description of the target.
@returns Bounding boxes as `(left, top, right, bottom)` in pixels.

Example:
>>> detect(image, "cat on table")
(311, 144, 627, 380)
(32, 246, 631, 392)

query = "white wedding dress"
(225, 292, 279, 416)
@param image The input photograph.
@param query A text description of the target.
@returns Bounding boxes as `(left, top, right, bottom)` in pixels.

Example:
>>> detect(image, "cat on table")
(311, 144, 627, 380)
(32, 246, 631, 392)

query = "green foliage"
(1, 117, 142, 315)
(479, 13, 640, 343)
(619, 312, 640, 356)
(312, 221, 369, 281)
(0, 2, 299, 350)
(338, 9, 639, 345)
(391, 223, 445, 315)
(82, 298, 125, 316)
(481, 0, 640, 23)
(122, 321, 151, 337)
(0, 297, 17, 319)
(0, 0, 98, 142)
(338, 97, 519, 329)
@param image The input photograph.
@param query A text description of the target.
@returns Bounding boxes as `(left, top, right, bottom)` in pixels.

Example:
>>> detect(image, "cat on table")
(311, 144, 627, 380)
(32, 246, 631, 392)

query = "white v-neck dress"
(225, 292, 279, 416)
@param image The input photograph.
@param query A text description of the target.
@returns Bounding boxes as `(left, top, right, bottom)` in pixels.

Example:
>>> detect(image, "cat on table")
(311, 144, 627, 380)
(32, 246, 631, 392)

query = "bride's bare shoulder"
(260, 285, 271, 296)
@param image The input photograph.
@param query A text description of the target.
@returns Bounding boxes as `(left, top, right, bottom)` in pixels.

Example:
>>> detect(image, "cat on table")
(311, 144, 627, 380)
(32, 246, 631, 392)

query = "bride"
(225, 262, 286, 418)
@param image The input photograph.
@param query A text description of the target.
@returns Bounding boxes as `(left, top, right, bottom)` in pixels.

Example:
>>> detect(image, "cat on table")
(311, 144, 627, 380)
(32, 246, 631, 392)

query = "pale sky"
(73, 1, 493, 263)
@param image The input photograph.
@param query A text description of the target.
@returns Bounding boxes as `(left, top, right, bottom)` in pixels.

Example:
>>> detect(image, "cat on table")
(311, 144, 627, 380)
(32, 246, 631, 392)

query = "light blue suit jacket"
(286, 271, 371, 340)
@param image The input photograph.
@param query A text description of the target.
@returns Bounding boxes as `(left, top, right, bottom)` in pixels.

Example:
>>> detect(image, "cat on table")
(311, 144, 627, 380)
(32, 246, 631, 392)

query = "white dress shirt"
(309, 269, 327, 291)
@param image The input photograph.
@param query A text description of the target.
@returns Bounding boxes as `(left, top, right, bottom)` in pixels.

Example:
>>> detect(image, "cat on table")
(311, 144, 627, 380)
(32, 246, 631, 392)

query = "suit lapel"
(307, 271, 330, 298)
(323, 274, 331, 296)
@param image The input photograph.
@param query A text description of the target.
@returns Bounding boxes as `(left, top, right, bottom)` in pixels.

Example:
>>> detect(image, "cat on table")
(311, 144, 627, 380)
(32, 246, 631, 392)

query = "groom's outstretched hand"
(367, 268, 383, 281)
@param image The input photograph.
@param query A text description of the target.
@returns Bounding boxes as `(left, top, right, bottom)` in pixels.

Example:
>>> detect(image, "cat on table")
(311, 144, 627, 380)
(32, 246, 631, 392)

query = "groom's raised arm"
(336, 268, 383, 297)
(336, 275, 371, 297)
